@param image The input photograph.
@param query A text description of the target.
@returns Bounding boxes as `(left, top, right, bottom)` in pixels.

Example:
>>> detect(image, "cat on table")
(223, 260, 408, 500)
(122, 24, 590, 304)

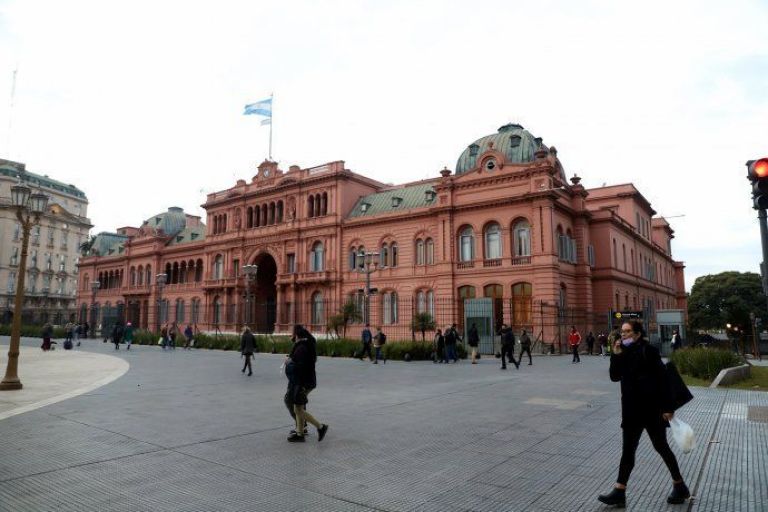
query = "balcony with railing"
(511, 255, 531, 266)
(457, 260, 475, 269)
(483, 258, 502, 268)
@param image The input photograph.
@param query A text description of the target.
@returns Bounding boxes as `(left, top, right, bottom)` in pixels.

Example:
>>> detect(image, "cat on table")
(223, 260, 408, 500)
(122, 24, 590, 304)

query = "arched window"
(145, 266, 152, 286)
(308, 196, 315, 218)
(321, 192, 328, 216)
(513, 219, 531, 257)
(417, 290, 426, 313)
(214, 255, 224, 279)
(356, 245, 365, 270)
(457, 285, 476, 331)
(191, 298, 201, 323)
(315, 194, 322, 217)
(269, 202, 275, 224)
(213, 296, 222, 325)
(246, 207, 253, 228)
(310, 242, 324, 272)
(254, 205, 260, 227)
(427, 290, 434, 317)
(380, 244, 389, 268)
(511, 282, 533, 326)
(484, 283, 504, 333)
(180, 261, 187, 284)
(311, 292, 324, 326)
(425, 238, 434, 265)
(172, 262, 179, 284)
(195, 259, 203, 282)
(459, 226, 474, 262)
(390, 243, 398, 267)
(415, 239, 424, 265)
(222, 214, 227, 233)
(261, 204, 267, 226)
(277, 201, 283, 223)
(484, 222, 502, 260)
(176, 299, 185, 322)
(349, 248, 358, 270)
(130, 267, 136, 286)
(137, 266, 143, 286)
(383, 291, 398, 325)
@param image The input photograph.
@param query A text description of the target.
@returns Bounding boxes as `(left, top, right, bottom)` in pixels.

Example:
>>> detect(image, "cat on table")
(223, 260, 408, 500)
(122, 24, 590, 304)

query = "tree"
(328, 300, 362, 339)
(411, 312, 436, 342)
(688, 271, 764, 331)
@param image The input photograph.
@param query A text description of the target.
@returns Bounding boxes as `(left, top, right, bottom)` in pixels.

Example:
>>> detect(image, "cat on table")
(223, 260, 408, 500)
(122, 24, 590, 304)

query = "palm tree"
(339, 300, 362, 338)
(411, 312, 436, 342)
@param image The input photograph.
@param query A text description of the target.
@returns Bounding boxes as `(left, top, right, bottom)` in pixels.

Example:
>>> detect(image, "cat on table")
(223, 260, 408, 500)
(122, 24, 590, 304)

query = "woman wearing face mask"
(598, 320, 690, 508)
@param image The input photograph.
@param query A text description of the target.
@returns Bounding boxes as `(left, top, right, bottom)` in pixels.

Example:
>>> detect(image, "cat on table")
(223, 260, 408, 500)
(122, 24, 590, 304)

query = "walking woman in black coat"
(598, 320, 690, 507)
(285, 325, 328, 443)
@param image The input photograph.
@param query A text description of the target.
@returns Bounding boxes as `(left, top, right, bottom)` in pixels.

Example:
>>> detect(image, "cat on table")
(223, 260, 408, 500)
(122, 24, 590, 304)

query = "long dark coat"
(609, 339, 674, 428)
(240, 331, 256, 355)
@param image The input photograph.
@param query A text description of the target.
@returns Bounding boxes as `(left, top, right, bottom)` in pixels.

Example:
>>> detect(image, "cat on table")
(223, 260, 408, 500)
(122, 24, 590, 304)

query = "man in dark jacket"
(586, 331, 596, 355)
(500, 325, 519, 370)
(519, 329, 532, 366)
(468, 323, 479, 364)
(112, 322, 124, 351)
(240, 327, 256, 376)
(360, 324, 373, 361)
(286, 325, 328, 443)
(444, 324, 460, 363)
(598, 320, 690, 507)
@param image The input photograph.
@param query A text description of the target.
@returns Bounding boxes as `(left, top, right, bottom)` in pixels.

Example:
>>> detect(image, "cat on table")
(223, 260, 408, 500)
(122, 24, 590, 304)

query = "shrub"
(382, 341, 467, 361)
(670, 347, 744, 380)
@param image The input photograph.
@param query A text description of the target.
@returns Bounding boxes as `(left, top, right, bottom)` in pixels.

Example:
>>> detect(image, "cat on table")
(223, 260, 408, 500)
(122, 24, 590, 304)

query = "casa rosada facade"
(76, 124, 686, 342)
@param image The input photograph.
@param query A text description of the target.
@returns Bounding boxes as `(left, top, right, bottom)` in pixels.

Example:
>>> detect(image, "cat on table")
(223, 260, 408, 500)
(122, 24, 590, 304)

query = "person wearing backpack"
(373, 327, 387, 364)
(597, 320, 690, 508)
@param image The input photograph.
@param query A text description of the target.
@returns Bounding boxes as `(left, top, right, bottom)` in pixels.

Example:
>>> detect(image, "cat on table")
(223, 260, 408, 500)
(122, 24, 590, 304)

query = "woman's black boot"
(667, 482, 690, 504)
(598, 487, 626, 507)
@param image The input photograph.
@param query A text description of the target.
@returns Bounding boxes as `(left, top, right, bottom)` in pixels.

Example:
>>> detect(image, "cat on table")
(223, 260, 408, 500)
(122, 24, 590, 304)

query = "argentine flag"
(244, 98, 272, 117)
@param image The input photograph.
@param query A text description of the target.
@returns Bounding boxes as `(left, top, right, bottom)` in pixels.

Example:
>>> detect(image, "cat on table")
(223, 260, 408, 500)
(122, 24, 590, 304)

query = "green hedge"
(670, 347, 744, 380)
(0, 324, 66, 338)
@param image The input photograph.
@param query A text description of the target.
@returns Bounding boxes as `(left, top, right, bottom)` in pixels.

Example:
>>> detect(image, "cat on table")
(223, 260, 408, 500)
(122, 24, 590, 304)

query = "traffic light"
(747, 158, 768, 209)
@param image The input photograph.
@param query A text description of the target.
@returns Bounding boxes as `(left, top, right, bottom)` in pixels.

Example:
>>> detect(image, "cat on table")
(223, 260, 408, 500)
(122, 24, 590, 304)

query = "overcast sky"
(1, 0, 766, 290)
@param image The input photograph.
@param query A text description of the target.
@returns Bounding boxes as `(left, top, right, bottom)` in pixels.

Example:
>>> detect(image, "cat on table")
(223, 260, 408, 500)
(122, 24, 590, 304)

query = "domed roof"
(455, 123, 546, 175)
(142, 207, 187, 237)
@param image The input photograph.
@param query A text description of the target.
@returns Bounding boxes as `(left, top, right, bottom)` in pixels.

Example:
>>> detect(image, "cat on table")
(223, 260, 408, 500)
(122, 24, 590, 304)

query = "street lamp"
(0, 179, 49, 391)
(242, 264, 258, 329)
(357, 250, 379, 325)
(155, 273, 167, 333)
(90, 281, 100, 338)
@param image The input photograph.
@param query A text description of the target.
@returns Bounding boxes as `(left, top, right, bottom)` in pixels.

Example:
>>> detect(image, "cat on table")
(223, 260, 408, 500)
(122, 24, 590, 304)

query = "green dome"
(455, 123, 545, 175)
(142, 207, 187, 237)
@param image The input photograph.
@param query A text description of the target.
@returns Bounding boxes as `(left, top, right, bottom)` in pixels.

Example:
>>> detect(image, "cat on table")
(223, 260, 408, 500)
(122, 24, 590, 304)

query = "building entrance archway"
(249, 253, 277, 333)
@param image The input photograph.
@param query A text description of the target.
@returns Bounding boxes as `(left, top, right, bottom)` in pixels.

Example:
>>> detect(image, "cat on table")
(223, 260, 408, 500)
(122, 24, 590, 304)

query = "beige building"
(0, 158, 91, 325)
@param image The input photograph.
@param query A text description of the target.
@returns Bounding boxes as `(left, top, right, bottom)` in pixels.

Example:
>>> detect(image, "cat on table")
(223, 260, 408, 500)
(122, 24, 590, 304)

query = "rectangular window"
(7, 272, 16, 293)
(287, 253, 296, 274)
(233, 259, 240, 278)
(13, 224, 20, 241)
(587, 245, 595, 267)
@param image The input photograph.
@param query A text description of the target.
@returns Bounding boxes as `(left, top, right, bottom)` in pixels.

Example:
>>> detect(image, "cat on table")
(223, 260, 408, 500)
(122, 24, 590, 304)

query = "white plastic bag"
(670, 418, 696, 453)
(279, 362, 286, 376)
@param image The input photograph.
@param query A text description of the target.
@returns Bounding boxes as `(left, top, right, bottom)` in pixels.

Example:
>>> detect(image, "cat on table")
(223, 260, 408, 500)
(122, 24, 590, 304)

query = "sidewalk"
(0, 343, 129, 420)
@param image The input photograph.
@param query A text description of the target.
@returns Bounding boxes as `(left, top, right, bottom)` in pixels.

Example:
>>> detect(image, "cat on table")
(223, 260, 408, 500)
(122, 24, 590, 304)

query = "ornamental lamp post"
(242, 264, 258, 329)
(155, 273, 167, 333)
(0, 180, 49, 391)
(90, 281, 101, 337)
(357, 250, 379, 326)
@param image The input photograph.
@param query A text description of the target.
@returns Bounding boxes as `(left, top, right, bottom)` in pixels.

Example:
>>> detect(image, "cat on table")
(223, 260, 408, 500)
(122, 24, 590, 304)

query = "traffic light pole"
(758, 208, 768, 359)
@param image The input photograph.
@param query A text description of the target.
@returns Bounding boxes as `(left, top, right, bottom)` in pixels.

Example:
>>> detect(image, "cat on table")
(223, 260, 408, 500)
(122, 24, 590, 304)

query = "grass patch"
(725, 365, 768, 391)
(681, 374, 712, 388)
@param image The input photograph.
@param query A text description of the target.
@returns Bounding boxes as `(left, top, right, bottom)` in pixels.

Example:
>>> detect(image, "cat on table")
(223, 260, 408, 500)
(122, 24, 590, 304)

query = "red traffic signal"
(748, 158, 768, 181)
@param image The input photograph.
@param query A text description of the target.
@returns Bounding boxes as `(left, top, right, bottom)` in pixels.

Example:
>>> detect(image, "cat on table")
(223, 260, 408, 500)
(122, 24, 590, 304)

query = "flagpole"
(268, 93, 273, 160)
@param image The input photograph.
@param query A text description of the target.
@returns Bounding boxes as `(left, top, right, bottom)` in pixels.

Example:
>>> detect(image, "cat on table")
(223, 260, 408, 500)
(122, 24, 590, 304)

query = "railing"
(483, 258, 502, 268)
(457, 261, 474, 269)
(512, 256, 531, 266)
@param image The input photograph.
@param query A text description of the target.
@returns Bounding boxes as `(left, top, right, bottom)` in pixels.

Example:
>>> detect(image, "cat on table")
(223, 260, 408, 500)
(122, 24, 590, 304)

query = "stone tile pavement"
(0, 336, 766, 511)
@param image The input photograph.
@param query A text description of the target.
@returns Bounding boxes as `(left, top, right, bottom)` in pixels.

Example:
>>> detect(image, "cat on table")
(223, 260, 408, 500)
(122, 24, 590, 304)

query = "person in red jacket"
(568, 326, 581, 363)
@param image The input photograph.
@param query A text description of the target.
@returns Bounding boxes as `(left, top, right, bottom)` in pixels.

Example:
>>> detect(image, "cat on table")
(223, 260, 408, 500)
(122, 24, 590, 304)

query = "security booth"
(464, 298, 496, 355)
(656, 310, 686, 357)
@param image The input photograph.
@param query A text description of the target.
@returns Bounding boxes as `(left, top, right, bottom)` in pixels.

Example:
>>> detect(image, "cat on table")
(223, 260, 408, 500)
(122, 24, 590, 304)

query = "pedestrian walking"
(671, 330, 683, 352)
(597, 331, 608, 356)
(75, 323, 82, 346)
(499, 325, 519, 370)
(124, 322, 134, 350)
(283, 332, 307, 437)
(360, 324, 373, 361)
(598, 320, 690, 507)
(519, 329, 533, 365)
(568, 326, 582, 363)
(586, 331, 595, 355)
(373, 327, 387, 364)
(240, 326, 256, 376)
(83, 321, 90, 339)
(112, 321, 124, 350)
(433, 329, 444, 363)
(468, 323, 480, 364)
(444, 324, 459, 363)
(40, 322, 54, 351)
(183, 324, 194, 350)
(64, 322, 74, 344)
(160, 324, 170, 350)
(286, 324, 328, 443)
(169, 322, 178, 349)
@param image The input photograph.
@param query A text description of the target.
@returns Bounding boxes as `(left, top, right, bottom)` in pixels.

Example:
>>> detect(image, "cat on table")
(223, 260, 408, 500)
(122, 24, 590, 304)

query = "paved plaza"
(0, 337, 766, 512)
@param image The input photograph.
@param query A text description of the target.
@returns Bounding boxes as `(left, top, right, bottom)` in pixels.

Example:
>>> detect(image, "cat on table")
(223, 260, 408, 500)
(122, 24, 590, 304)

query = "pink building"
(77, 124, 686, 349)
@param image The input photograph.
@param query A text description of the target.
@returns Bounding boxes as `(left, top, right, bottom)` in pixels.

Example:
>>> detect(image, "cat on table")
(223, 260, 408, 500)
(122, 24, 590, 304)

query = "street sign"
(614, 311, 643, 320)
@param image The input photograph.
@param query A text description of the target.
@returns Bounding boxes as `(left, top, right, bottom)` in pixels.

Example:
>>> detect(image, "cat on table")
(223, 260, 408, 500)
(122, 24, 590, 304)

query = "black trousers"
(618, 422, 683, 485)
(500, 345, 515, 368)
(242, 354, 253, 373)
(571, 345, 580, 362)
(360, 342, 372, 361)
(519, 346, 532, 364)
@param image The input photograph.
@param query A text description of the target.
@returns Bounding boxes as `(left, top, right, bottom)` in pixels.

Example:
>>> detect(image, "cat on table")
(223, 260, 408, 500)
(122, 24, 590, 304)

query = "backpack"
(379, 333, 386, 344)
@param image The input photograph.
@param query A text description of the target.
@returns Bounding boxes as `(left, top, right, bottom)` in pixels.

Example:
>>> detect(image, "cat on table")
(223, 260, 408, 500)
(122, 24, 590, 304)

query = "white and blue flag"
(244, 98, 272, 117)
